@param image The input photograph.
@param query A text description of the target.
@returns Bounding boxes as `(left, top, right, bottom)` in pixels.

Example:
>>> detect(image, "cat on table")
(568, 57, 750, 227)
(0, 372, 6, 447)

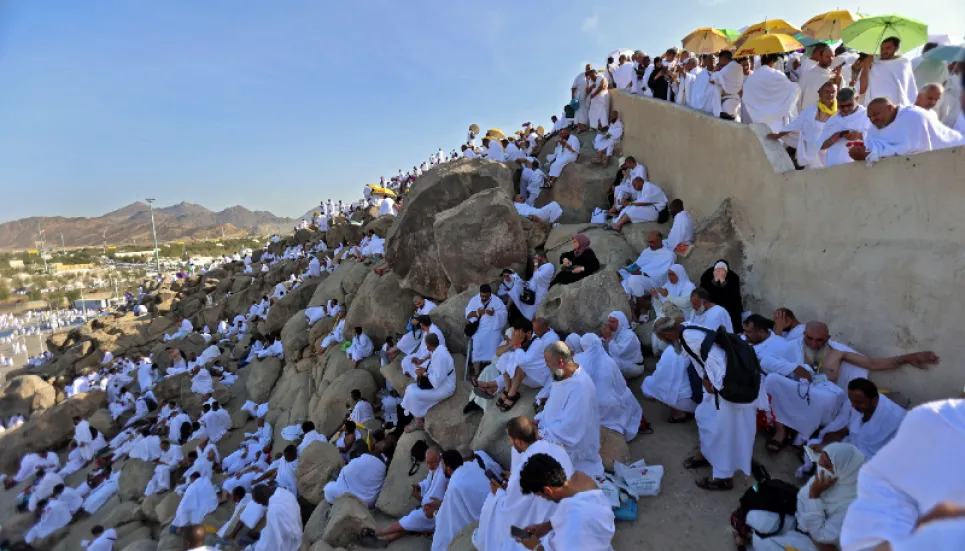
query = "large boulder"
(245, 357, 283, 403)
(385, 159, 515, 300)
(543, 224, 636, 271)
(308, 260, 370, 310)
(376, 429, 435, 517)
(424, 377, 480, 450)
(432, 188, 528, 294)
(266, 369, 313, 447)
(263, 280, 320, 334)
(302, 500, 332, 547)
(0, 390, 106, 474)
(309, 369, 377, 437)
(362, 214, 395, 238)
(536, 271, 632, 336)
(296, 442, 344, 505)
(533, 162, 612, 224)
(0, 375, 57, 418)
(325, 217, 364, 248)
(428, 288, 475, 356)
(281, 309, 310, 361)
(379, 356, 413, 400)
(343, 271, 417, 344)
(323, 494, 376, 547)
(88, 408, 118, 439)
(118, 459, 155, 501)
(121, 540, 158, 551)
(470, 387, 539, 468)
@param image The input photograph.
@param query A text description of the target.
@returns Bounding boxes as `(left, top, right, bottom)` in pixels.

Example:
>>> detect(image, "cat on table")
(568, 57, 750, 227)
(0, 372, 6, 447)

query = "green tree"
(66, 289, 81, 303)
(27, 289, 42, 301)
(0, 282, 9, 301)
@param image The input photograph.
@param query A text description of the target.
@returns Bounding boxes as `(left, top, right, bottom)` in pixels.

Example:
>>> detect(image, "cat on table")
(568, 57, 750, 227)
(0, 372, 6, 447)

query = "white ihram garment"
(604, 311, 643, 379)
(863, 105, 964, 163)
(587, 76, 610, 130)
(536, 367, 604, 478)
(323, 453, 386, 507)
(818, 106, 872, 167)
(466, 294, 508, 363)
(346, 333, 374, 362)
(682, 326, 756, 479)
(572, 73, 590, 125)
(742, 65, 800, 132)
(402, 345, 456, 417)
(430, 462, 491, 551)
(173, 476, 219, 527)
(642, 345, 698, 414)
(254, 488, 302, 551)
(399, 464, 449, 532)
(547, 135, 580, 178)
(593, 119, 623, 155)
(779, 104, 828, 169)
(864, 57, 918, 106)
(575, 334, 643, 441)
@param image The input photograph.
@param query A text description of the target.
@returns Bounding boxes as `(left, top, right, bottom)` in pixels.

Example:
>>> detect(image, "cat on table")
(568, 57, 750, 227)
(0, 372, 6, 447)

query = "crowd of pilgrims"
(5, 42, 965, 551)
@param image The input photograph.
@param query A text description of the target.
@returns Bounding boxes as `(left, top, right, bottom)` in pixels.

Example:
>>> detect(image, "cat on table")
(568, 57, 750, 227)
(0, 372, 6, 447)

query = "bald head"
(647, 231, 664, 250)
(915, 83, 944, 110)
(867, 98, 897, 129)
(533, 317, 548, 336)
(182, 524, 207, 547)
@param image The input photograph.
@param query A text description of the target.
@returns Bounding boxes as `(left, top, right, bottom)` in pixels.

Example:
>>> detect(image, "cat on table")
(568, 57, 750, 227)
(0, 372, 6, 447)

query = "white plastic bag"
(614, 459, 664, 497)
(590, 208, 608, 224)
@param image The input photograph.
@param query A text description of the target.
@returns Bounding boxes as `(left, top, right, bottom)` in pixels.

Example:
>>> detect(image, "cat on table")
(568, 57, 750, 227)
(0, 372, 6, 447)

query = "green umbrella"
(719, 28, 741, 43)
(794, 33, 834, 48)
(840, 14, 928, 54)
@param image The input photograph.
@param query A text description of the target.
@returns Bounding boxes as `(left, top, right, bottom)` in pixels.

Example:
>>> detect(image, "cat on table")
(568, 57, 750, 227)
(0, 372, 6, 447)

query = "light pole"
(146, 198, 161, 275)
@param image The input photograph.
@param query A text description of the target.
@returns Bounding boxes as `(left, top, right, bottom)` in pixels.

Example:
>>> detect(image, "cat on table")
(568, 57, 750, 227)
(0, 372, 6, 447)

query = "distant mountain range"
(0, 202, 295, 250)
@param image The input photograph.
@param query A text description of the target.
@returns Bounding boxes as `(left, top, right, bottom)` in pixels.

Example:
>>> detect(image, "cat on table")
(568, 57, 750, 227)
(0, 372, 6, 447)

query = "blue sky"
(0, 0, 962, 222)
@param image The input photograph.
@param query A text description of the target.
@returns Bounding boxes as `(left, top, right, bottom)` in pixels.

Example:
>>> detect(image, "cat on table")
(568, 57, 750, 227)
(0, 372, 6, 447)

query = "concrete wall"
(611, 90, 965, 404)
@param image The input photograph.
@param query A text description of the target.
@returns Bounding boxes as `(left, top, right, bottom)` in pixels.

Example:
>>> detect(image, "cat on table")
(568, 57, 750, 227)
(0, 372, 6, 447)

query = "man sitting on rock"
(516, 157, 546, 205)
(297, 421, 328, 455)
(513, 194, 563, 224)
(619, 231, 676, 323)
(348, 389, 376, 426)
(593, 111, 623, 166)
(536, 341, 605, 478)
(318, 311, 347, 355)
(605, 177, 668, 232)
(503, 252, 555, 322)
(24, 495, 73, 545)
(256, 333, 284, 360)
(145, 439, 184, 496)
(323, 439, 390, 508)
(401, 315, 446, 379)
(369, 446, 449, 544)
(387, 297, 436, 361)
(401, 333, 456, 433)
(190, 364, 214, 394)
(305, 298, 339, 326)
(247, 484, 302, 551)
(346, 326, 375, 367)
(545, 127, 581, 188)
(474, 318, 555, 413)
(164, 316, 194, 341)
(664, 199, 695, 254)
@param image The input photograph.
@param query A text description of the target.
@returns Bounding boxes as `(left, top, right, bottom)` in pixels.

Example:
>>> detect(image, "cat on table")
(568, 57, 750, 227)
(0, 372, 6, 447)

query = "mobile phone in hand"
(485, 469, 503, 484)
(510, 526, 530, 539)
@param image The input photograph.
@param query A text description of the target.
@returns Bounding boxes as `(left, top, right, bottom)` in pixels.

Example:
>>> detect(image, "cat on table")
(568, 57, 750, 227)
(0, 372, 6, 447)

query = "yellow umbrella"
(367, 183, 380, 189)
(682, 28, 731, 54)
(535, 125, 545, 136)
(469, 123, 480, 134)
(802, 10, 860, 41)
(485, 128, 505, 140)
(733, 19, 802, 49)
(734, 33, 804, 57)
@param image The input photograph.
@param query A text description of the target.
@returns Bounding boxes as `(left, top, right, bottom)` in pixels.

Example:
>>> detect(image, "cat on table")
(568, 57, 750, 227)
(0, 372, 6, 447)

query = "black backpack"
(680, 325, 762, 408)
(409, 439, 428, 476)
(732, 462, 799, 538)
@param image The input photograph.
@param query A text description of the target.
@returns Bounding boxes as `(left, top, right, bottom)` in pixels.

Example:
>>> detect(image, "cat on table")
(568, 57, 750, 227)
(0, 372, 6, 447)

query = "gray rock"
(376, 429, 435, 517)
(600, 426, 631, 472)
(245, 357, 283, 403)
(302, 500, 333, 547)
(447, 520, 479, 551)
(309, 369, 377, 438)
(432, 188, 528, 294)
(323, 494, 376, 547)
(470, 386, 539, 468)
(296, 441, 344, 505)
(263, 280, 320, 335)
(532, 161, 612, 224)
(308, 260, 371, 310)
(281, 309, 310, 361)
(121, 540, 158, 551)
(543, 224, 637, 271)
(118, 459, 155, 502)
(536, 270, 633, 337)
(0, 375, 56, 418)
(343, 271, 417, 344)
(385, 159, 515, 300)
(425, 288, 475, 356)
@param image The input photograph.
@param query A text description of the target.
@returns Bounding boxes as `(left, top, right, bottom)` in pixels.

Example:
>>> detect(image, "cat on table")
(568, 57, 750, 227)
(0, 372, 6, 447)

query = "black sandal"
(472, 386, 496, 400)
(497, 392, 520, 412)
(683, 456, 709, 470)
(358, 528, 389, 549)
(667, 413, 694, 424)
(696, 477, 733, 491)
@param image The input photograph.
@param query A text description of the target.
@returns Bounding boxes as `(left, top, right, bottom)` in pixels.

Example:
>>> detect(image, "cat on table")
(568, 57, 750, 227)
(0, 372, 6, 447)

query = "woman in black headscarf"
(550, 233, 600, 286)
(699, 259, 743, 331)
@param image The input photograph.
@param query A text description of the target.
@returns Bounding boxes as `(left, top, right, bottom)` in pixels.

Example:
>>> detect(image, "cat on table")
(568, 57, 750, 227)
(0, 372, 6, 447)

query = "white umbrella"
(927, 33, 955, 46)
(608, 48, 634, 60)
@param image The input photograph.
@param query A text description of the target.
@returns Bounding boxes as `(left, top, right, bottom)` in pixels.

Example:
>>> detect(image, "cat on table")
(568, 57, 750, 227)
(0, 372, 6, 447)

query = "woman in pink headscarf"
(550, 233, 600, 286)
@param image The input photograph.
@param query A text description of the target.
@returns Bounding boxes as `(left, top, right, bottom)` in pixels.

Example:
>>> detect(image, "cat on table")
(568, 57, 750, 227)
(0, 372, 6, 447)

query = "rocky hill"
(0, 201, 295, 250)
(0, 149, 798, 551)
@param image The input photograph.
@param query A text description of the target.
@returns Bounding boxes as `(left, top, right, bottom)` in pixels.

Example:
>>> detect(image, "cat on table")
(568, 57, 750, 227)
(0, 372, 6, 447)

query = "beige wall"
(612, 90, 965, 404)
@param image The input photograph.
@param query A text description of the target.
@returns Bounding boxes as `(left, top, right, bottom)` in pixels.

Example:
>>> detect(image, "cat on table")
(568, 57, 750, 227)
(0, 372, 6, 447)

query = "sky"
(0, 0, 963, 223)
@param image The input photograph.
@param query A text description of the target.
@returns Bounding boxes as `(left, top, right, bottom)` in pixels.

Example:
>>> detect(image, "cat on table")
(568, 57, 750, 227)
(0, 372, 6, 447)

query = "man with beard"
(763, 321, 937, 452)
